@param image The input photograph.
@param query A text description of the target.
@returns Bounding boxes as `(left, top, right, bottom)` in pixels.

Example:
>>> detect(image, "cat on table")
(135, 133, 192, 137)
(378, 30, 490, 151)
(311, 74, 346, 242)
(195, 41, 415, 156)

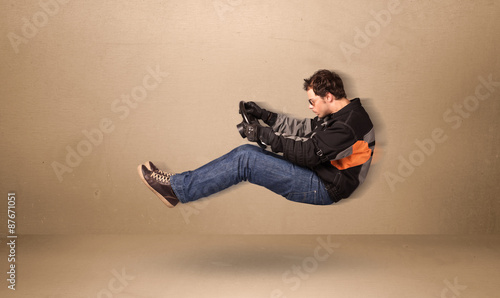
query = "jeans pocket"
(286, 190, 318, 205)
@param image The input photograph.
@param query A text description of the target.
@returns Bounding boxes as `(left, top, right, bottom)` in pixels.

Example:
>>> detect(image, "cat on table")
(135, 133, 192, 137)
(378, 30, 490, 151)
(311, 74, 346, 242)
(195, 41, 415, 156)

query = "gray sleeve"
(271, 113, 314, 137)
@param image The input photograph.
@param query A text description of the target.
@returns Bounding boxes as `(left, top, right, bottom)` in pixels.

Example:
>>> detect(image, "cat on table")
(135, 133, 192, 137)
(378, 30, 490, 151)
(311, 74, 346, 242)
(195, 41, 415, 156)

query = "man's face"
(307, 89, 331, 118)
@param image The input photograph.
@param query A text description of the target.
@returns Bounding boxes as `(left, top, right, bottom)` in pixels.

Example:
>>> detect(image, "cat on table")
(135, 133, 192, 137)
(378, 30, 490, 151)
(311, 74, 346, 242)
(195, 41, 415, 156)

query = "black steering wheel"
(236, 101, 267, 149)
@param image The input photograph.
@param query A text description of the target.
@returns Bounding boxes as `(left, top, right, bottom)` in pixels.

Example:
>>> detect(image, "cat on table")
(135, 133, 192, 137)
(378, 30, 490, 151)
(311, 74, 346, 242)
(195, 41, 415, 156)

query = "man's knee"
(232, 144, 263, 159)
(235, 144, 261, 152)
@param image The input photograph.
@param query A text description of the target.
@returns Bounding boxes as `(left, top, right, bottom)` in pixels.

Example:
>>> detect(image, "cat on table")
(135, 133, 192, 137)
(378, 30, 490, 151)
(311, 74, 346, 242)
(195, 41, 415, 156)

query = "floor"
(1, 235, 499, 298)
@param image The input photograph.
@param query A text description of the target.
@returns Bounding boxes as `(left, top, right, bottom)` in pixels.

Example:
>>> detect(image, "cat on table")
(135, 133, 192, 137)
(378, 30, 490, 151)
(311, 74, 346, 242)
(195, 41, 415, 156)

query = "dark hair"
(303, 69, 347, 99)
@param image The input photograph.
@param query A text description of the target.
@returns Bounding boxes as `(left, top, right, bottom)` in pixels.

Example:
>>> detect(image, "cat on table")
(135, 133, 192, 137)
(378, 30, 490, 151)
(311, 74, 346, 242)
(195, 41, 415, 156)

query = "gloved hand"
(243, 102, 277, 126)
(244, 102, 265, 119)
(242, 122, 261, 143)
(243, 122, 277, 148)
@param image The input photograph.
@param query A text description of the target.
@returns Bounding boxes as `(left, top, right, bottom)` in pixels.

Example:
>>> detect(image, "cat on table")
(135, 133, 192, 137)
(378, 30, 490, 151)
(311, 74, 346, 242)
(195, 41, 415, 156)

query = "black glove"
(243, 122, 279, 149)
(244, 102, 277, 126)
(243, 122, 261, 143)
(244, 102, 264, 119)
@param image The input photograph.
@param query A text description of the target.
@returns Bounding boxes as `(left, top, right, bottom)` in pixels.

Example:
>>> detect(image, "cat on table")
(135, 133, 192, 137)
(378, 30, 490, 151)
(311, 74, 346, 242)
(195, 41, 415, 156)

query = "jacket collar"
(322, 98, 361, 120)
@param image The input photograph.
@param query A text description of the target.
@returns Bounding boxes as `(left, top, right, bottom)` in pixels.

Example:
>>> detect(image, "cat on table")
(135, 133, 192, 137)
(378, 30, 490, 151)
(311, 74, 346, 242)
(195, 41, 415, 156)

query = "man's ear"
(327, 92, 336, 102)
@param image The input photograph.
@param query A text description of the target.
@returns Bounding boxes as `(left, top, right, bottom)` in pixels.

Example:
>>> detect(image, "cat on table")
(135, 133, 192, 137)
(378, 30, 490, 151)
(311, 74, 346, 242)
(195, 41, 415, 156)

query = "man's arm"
(260, 123, 355, 168)
(271, 114, 315, 138)
(244, 102, 315, 137)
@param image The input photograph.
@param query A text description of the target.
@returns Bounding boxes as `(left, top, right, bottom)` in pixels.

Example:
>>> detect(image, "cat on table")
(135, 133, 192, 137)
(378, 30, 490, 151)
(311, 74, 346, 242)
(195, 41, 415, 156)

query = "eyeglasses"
(308, 96, 320, 106)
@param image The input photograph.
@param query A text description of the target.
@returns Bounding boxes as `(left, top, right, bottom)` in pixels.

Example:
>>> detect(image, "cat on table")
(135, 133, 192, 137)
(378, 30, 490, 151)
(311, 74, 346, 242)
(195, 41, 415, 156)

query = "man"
(138, 69, 375, 207)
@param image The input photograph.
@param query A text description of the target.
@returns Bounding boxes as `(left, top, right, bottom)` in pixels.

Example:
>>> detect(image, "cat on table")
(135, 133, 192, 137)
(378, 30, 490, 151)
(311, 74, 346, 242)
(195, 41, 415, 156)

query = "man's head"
(303, 70, 349, 118)
(303, 69, 347, 99)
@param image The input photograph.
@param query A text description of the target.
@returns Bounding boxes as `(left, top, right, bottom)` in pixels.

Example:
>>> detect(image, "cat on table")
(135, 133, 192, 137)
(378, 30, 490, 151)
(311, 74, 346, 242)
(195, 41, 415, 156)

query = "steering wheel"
(236, 101, 267, 149)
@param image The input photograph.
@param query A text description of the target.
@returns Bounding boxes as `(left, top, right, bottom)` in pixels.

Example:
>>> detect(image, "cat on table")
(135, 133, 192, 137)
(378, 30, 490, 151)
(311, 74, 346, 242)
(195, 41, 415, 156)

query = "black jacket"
(261, 98, 375, 202)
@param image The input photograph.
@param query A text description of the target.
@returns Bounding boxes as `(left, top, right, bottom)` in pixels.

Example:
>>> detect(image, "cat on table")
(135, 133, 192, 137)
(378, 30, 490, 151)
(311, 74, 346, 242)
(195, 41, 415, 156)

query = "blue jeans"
(170, 144, 333, 205)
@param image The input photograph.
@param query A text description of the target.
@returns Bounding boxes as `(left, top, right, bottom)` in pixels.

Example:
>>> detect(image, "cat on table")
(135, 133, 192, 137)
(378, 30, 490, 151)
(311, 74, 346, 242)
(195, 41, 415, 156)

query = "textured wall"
(1, 0, 499, 234)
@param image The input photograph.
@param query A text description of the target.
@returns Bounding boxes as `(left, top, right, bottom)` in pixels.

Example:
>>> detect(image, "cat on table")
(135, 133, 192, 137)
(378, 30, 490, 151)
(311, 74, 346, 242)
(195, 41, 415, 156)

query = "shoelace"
(155, 169, 170, 176)
(151, 171, 172, 184)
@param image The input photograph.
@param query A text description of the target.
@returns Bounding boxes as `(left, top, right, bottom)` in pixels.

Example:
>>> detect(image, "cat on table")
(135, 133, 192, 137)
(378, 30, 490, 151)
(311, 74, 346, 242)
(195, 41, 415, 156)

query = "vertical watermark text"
(6, 193, 17, 291)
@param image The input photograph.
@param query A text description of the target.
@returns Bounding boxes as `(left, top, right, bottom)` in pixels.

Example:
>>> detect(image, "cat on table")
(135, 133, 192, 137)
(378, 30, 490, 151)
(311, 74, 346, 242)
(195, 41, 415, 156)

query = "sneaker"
(137, 164, 179, 208)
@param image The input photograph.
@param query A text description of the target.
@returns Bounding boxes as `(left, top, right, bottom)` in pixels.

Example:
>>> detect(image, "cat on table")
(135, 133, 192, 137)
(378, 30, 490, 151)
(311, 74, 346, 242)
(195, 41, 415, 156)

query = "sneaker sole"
(137, 164, 175, 208)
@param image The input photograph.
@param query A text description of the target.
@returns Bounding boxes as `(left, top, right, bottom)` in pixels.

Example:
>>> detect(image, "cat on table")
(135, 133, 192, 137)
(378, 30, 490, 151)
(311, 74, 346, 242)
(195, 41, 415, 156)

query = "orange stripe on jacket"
(331, 140, 372, 170)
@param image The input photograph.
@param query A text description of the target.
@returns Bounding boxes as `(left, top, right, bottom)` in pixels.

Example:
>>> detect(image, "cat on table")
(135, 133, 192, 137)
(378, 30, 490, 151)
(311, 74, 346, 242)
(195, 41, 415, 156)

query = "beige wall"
(1, 0, 499, 234)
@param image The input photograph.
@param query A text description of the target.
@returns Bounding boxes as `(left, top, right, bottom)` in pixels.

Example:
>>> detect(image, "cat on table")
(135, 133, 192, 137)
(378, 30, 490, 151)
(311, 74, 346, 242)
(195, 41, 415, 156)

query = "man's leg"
(170, 144, 333, 205)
